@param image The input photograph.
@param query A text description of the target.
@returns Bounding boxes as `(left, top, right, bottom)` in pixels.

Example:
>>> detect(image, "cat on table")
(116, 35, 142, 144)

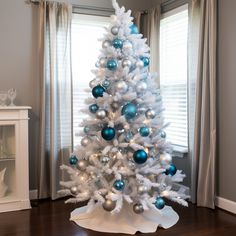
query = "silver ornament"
(122, 58, 132, 68)
(70, 186, 79, 195)
(133, 203, 144, 214)
(102, 40, 111, 49)
(99, 57, 107, 68)
(77, 159, 88, 171)
(103, 199, 116, 211)
(136, 81, 147, 93)
(145, 109, 156, 119)
(137, 185, 148, 194)
(115, 81, 128, 93)
(89, 79, 97, 88)
(111, 101, 120, 110)
(96, 109, 107, 119)
(160, 153, 172, 166)
(137, 105, 147, 114)
(100, 156, 110, 165)
(111, 26, 119, 35)
(136, 60, 144, 69)
(123, 40, 133, 50)
(81, 137, 92, 147)
(77, 173, 88, 182)
(160, 131, 166, 138)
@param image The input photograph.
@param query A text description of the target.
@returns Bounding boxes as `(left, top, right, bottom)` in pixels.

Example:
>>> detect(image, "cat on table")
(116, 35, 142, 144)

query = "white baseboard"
(29, 190, 38, 200)
(215, 196, 236, 214)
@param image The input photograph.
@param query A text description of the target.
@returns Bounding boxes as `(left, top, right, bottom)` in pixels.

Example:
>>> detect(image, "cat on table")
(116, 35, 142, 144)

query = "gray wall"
(217, 0, 236, 202)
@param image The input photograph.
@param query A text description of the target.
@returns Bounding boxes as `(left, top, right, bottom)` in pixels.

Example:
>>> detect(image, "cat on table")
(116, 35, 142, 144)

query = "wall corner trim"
(215, 196, 236, 215)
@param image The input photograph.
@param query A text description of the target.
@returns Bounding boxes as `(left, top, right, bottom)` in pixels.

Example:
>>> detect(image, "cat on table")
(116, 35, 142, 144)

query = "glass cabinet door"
(0, 125, 16, 200)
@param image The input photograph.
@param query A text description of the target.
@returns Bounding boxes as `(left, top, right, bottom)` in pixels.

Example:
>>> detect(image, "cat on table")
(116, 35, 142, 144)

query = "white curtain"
(189, 0, 217, 208)
(38, 1, 72, 200)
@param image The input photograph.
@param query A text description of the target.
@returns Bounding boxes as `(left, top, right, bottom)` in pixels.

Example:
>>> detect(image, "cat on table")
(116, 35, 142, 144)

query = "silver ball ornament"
(137, 185, 148, 194)
(115, 81, 128, 93)
(89, 79, 97, 88)
(77, 173, 89, 182)
(99, 57, 107, 68)
(136, 60, 144, 69)
(100, 156, 110, 165)
(77, 159, 88, 171)
(102, 40, 111, 49)
(160, 153, 172, 166)
(145, 109, 156, 119)
(70, 186, 79, 195)
(111, 26, 119, 35)
(122, 58, 132, 68)
(123, 40, 133, 50)
(103, 199, 116, 211)
(136, 81, 147, 93)
(81, 137, 92, 147)
(133, 203, 144, 214)
(96, 109, 107, 119)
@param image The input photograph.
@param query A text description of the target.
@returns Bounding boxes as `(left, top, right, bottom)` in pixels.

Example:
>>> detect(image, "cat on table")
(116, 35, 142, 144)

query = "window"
(160, 5, 188, 149)
(71, 14, 109, 147)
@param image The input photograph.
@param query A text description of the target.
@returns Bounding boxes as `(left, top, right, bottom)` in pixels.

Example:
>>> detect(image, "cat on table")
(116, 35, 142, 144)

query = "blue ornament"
(140, 57, 150, 67)
(102, 79, 110, 88)
(130, 24, 139, 34)
(133, 149, 148, 164)
(124, 130, 133, 142)
(89, 104, 99, 113)
(112, 38, 123, 49)
(139, 126, 150, 137)
(165, 164, 177, 176)
(160, 131, 166, 138)
(113, 179, 125, 191)
(69, 155, 78, 165)
(92, 85, 105, 98)
(107, 59, 118, 71)
(83, 126, 90, 133)
(121, 103, 137, 120)
(101, 127, 116, 141)
(154, 197, 165, 209)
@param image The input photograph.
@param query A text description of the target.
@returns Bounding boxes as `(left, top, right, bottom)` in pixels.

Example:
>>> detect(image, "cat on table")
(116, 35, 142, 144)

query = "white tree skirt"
(70, 202, 179, 234)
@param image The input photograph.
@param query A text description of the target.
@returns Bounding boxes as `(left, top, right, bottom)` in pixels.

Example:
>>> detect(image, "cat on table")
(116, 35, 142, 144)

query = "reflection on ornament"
(165, 164, 177, 176)
(133, 149, 148, 164)
(102, 40, 111, 49)
(103, 199, 116, 211)
(96, 109, 107, 119)
(111, 26, 119, 35)
(102, 79, 110, 88)
(69, 155, 78, 165)
(136, 81, 147, 93)
(122, 58, 132, 68)
(160, 153, 172, 166)
(112, 38, 123, 49)
(77, 159, 88, 171)
(92, 85, 105, 98)
(130, 23, 139, 34)
(107, 59, 118, 71)
(70, 186, 79, 195)
(136, 60, 144, 68)
(121, 103, 137, 120)
(154, 197, 165, 209)
(113, 179, 125, 191)
(101, 127, 116, 141)
(139, 126, 150, 137)
(115, 81, 128, 93)
(145, 109, 156, 119)
(137, 185, 148, 194)
(133, 203, 144, 214)
(81, 137, 92, 147)
(78, 173, 89, 182)
(89, 104, 99, 113)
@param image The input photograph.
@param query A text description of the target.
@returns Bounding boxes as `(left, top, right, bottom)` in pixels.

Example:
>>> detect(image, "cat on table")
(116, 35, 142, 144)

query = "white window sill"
(172, 145, 188, 158)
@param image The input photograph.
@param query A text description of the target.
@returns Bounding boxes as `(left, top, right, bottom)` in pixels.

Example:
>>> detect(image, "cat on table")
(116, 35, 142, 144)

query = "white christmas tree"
(60, 0, 189, 216)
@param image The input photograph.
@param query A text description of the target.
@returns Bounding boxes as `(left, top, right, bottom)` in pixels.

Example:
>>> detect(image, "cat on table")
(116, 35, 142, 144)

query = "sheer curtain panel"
(38, 1, 72, 199)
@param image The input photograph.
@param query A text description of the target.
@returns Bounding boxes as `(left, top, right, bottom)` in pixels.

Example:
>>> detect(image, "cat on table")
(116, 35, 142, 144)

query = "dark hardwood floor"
(0, 199, 235, 236)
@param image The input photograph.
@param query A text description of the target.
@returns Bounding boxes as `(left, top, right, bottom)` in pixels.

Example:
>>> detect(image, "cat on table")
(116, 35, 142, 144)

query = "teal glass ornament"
(112, 38, 123, 49)
(107, 59, 118, 71)
(83, 126, 90, 133)
(113, 179, 125, 191)
(140, 56, 150, 67)
(130, 24, 139, 34)
(154, 197, 165, 209)
(102, 79, 110, 88)
(69, 155, 78, 166)
(92, 85, 105, 98)
(101, 127, 116, 141)
(89, 104, 99, 113)
(165, 164, 177, 176)
(139, 126, 150, 137)
(121, 103, 137, 120)
(133, 150, 148, 164)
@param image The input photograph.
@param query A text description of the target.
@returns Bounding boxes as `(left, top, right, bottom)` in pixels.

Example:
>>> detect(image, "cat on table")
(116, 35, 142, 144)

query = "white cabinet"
(0, 107, 31, 212)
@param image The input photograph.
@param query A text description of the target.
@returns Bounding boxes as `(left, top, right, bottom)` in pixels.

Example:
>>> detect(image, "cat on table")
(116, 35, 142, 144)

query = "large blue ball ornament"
(107, 59, 118, 71)
(141, 57, 150, 67)
(89, 104, 99, 113)
(69, 155, 78, 166)
(165, 164, 177, 176)
(154, 197, 165, 209)
(130, 24, 139, 34)
(121, 103, 137, 120)
(92, 85, 105, 98)
(101, 127, 116, 141)
(113, 179, 125, 191)
(139, 126, 150, 137)
(133, 149, 148, 164)
(112, 38, 123, 49)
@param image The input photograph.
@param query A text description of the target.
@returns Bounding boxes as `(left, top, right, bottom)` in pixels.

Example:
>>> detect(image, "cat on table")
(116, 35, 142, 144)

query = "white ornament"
(77, 159, 88, 171)
(160, 153, 172, 166)
(81, 137, 92, 147)
(136, 60, 144, 69)
(102, 40, 111, 49)
(122, 58, 132, 68)
(99, 58, 107, 68)
(115, 81, 128, 93)
(70, 186, 79, 195)
(123, 40, 133, 50)
(111, 26, 119, 35)
(96, 109, 107, 119)
(137, 185, 148, 194)
(0, 168, 7, 198)
(136, 81, 147, 93)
